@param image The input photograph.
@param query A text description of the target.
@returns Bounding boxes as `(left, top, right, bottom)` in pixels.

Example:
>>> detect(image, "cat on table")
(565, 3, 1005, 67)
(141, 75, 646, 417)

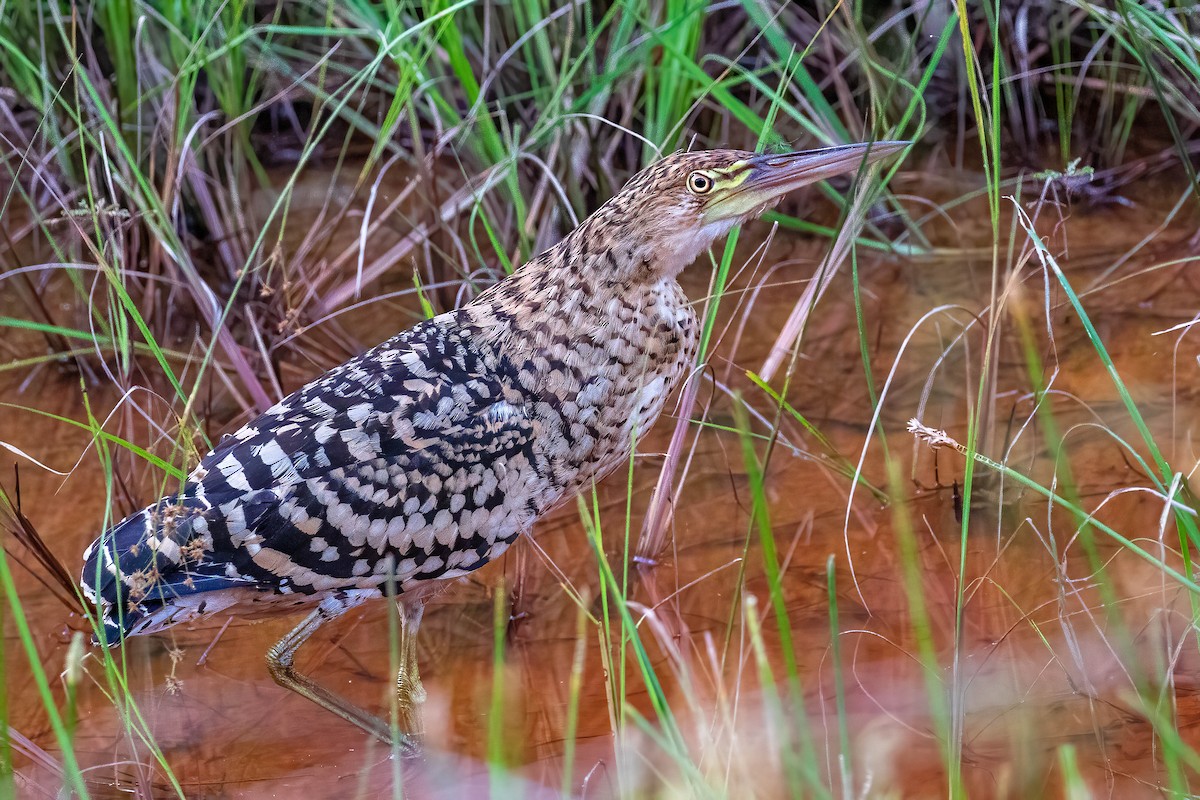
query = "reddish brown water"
(5, 165, 1200, 798)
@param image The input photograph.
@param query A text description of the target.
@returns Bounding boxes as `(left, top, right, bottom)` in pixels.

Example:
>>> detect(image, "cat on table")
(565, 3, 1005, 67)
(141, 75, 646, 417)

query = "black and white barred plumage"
(82, 311, 558, 638)
(81, 222, 696, 639)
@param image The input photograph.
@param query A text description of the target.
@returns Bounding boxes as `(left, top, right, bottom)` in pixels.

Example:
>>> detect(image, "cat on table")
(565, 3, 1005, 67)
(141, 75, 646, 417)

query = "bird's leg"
(394, 599, 426, 734)
(267, 596, 415, 752)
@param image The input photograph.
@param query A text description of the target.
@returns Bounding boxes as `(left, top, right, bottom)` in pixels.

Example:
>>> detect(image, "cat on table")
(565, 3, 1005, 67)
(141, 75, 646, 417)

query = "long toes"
(390, 730, 423, 760)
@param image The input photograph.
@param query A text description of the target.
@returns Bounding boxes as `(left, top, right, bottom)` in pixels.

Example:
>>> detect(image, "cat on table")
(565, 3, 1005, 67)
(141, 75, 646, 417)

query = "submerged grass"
(2, 0, 1200, 797)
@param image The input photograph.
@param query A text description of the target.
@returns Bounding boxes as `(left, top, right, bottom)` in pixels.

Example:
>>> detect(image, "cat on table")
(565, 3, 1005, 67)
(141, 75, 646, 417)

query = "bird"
(80, 140, 908, 747)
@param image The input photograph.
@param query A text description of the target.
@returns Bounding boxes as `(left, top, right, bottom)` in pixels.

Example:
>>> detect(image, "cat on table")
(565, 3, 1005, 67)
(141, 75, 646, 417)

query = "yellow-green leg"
(266, 596, 417, 753)
(395, 599, 426, 735)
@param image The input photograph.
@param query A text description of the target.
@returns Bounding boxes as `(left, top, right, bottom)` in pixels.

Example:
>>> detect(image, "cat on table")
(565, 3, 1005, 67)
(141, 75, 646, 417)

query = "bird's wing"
(202, 311, 517, 492)
(194, 312, 545, 585)
(84, 312, 542, 624)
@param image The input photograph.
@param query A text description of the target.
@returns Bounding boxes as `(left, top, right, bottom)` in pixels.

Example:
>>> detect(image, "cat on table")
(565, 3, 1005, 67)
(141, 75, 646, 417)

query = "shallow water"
(4, 164, 1200, 798)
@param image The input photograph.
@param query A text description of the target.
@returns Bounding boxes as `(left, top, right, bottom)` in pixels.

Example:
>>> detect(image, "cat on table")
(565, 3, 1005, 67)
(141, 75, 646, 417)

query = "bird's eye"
(687, 172, 714, 194)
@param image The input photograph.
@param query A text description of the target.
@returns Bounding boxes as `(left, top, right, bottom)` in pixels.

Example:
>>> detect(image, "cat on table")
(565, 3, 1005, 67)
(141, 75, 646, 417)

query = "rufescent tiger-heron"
(81, 140, 909, 749)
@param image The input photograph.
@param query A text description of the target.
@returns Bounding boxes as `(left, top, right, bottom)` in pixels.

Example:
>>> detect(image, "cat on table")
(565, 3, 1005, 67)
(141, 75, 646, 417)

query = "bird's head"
(593, 141, 908, 280)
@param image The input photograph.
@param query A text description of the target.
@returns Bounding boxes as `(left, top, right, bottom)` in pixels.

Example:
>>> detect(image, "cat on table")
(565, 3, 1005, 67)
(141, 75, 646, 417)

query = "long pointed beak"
(704, 140, 909, 222)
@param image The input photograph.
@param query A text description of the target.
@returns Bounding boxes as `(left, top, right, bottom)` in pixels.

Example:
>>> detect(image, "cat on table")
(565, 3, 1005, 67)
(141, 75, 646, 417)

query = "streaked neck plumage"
(461, 209, 700, 493)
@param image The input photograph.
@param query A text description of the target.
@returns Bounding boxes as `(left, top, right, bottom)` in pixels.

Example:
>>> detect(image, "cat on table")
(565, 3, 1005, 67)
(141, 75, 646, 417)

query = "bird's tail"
(80, 486, 249, 641)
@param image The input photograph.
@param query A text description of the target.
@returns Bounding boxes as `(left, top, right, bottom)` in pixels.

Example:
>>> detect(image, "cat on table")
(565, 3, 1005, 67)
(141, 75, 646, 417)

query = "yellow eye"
(687, 172, 714, 194)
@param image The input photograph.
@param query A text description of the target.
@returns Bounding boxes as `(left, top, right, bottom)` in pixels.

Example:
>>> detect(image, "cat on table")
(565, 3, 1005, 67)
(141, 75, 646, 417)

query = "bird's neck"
(464, 225, 697, 379)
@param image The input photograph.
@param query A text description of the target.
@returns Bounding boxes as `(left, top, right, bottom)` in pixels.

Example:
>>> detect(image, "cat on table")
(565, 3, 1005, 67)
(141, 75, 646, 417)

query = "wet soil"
(4, 165, 1200, 798)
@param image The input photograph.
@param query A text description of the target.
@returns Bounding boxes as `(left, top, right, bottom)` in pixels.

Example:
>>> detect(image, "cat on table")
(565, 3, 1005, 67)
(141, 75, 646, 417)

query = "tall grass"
(2, 0, 1200, 796)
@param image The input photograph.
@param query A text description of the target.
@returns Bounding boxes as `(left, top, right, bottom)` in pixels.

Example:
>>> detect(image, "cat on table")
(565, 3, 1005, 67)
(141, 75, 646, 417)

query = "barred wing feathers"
(81, 312, 542, 637)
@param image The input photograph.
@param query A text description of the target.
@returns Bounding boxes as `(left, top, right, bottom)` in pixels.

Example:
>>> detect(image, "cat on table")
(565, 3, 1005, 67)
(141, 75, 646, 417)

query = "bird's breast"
(503, 278, 697, 507)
